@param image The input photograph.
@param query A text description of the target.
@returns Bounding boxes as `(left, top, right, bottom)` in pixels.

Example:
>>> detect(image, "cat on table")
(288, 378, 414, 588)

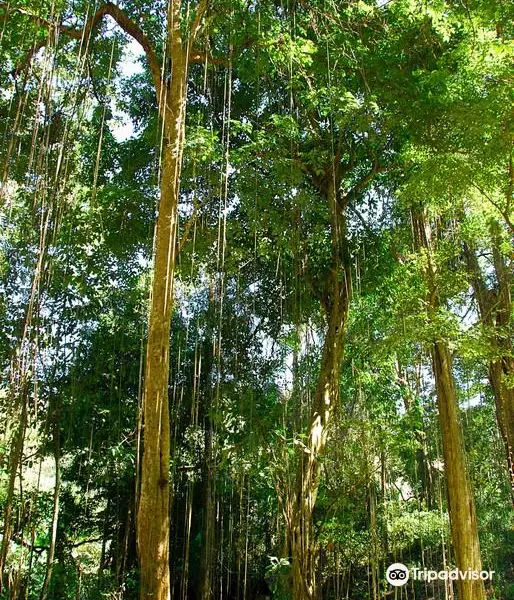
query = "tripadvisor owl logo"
(386, 563, 409, 586)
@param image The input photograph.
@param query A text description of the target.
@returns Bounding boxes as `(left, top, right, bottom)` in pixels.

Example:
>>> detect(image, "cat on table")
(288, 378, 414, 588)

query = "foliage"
(0, 0, 512, 598)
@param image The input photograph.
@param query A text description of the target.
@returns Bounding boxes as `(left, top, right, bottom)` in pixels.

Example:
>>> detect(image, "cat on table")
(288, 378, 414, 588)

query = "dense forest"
(0, 0, 513, 599)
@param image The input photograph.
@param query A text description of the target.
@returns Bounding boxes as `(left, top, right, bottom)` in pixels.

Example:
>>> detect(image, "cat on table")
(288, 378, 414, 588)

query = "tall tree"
(412, 207, 485, 600)
(1, 1, 214, 597)
(287, 169, 351, 600)
(464, 225, 514, 502)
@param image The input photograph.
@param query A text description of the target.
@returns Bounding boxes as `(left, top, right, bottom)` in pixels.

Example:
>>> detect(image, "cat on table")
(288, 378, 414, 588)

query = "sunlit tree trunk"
(431, 341, 485, 600)
(136, 20, 187, 600)
(4, 1, 206, 596)
(413, 210, 485, 600)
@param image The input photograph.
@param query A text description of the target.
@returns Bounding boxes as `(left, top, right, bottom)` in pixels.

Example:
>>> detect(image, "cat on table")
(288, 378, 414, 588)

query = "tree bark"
(289, 178, 351, 600)
(413, 210, 485, 600)
(136, 1, 188, 598)
(431, 341, 485, 600)
(488, 361, 514, 498)
(490, 227, 514, 497)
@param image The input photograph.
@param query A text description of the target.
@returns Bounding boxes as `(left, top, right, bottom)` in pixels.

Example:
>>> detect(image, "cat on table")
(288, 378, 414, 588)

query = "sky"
(111, 39, 145, 142)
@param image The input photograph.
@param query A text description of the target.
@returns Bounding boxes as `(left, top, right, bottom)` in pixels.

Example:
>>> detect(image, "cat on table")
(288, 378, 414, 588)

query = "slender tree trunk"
(413, 210, 485, 600)
(488, 361, 514, 498)
(464, 241, 514, 501)
(114, 486, 136, 585)
(290, 289, 347, 600)
(4, 2, 208, 597)
(39, 433, 61, 600)
(289, 179, 350, 600)
(136, 2, 187, 597)
(200, 287, 215, 600)
(369, 480, 379, 600)
(397, 360, 433, 507)
(200, 423, 215, 600)
(0, 396, 27, 591)
(490, 227, 514, 496)
(99, 497, 111, 572)
(0, 201, 49, 588)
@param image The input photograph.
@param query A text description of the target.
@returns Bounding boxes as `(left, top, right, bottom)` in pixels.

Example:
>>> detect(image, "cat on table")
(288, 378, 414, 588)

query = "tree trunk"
(114, 484, 136, 586)
(397, 360, 434, 507)
(289, 179, 350, 600)
(413, 210, 485, 600)
(136, 2, 187, 597)
(490, 227, 514, 497)
(488, 361, 514, 498)
(464, 240, 514, 502)
(290, 287, 348, 600)
(3, 1, 208, 597)
(200, 287, 216, 600)
(200, 419, 215, 600)
(39, 433, 61, 600)
(431, 342, 485, 600)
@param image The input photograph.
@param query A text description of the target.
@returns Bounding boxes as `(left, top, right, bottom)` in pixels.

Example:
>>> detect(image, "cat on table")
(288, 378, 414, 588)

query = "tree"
(411, 207, 485, 600)
(0, 0, 513, 599)
(464, 226, 514, 502)
(1, 0, 214, 596)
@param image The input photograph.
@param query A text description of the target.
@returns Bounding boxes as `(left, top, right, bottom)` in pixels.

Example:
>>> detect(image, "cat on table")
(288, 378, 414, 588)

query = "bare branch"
(338, 162, 382, 208)
(2, 2, 163, 104)
(347, 202, 373, 235)
(177, 198, 201, 254)
(69, 536, 103, 548)
(189, 0, 209, 45)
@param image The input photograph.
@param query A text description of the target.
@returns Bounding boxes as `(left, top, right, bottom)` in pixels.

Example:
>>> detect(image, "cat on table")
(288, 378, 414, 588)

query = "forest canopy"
(0, 0, 513, 599)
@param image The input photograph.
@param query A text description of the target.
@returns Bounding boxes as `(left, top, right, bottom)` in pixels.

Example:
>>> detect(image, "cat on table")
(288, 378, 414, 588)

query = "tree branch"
(12, 532, 104, 552)
(189, 0, 210, 45)
(177, 198, 201, 254)
(339, 162, 381, 206)
(4, 1, 232, 103)
(69, 536, 103, 548)
(347, 202, 373, 235)
(2, 2, 163, 104)
(89, 3, 162, 101)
